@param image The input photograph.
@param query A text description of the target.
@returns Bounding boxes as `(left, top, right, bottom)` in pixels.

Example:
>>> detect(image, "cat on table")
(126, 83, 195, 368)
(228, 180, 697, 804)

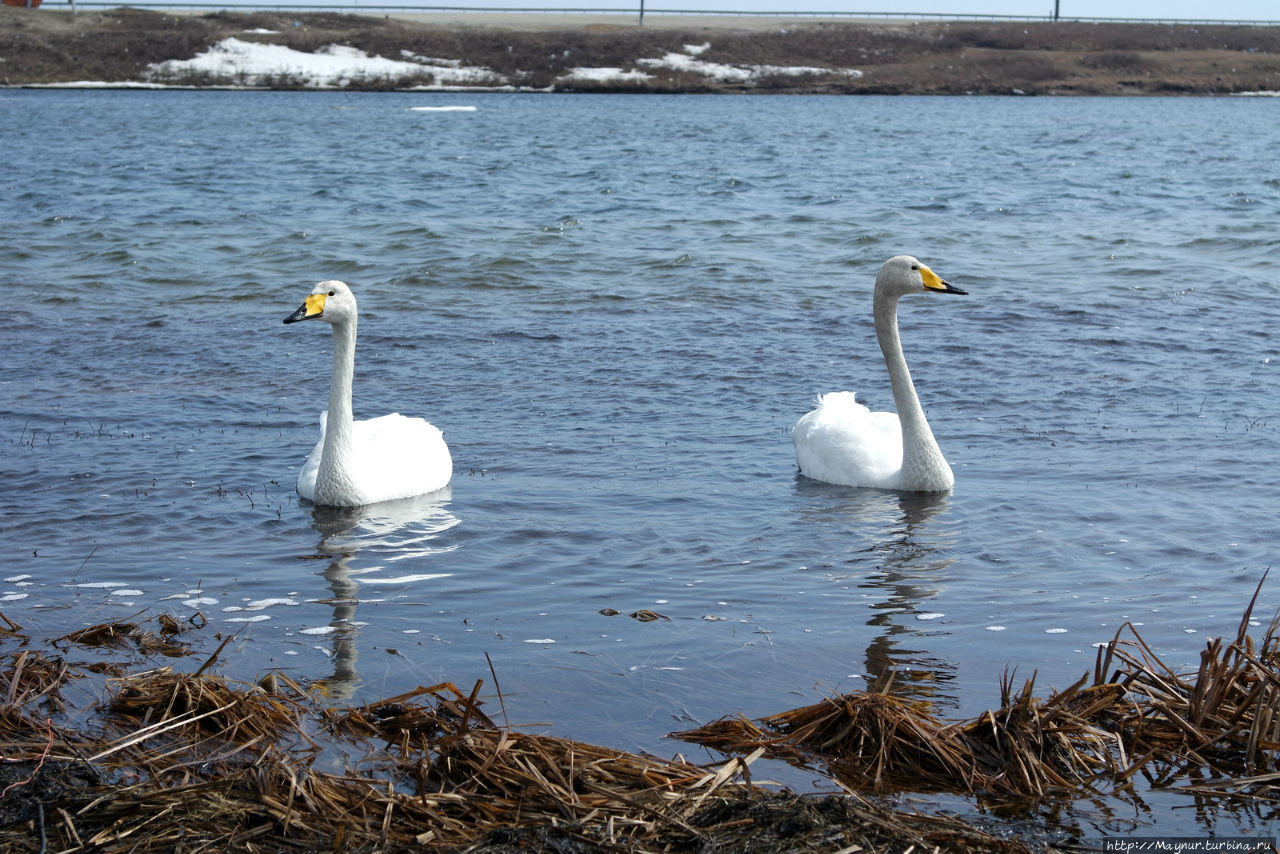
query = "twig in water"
(70, 546, 98, 583)
(485, 650, 509, 729)
(194, 630, 239, 677)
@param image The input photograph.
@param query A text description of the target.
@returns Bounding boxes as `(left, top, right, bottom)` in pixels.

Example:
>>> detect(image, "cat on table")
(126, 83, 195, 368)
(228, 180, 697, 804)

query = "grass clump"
(676, 573, 1280, 808)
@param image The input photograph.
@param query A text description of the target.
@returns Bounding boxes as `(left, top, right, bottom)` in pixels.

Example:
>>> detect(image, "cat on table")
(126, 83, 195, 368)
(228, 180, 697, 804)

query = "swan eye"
(328, 290, 336, 296)
(910, 264, 919, 271)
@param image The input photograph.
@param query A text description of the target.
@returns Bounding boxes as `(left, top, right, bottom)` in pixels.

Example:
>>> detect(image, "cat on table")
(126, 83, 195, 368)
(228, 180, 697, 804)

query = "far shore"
(3, 6, 1279, 94)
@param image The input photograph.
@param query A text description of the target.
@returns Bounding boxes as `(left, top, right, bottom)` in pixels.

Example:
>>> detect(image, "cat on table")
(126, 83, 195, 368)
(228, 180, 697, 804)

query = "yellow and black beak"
(920, 265, 967, 296)
(284, 293, 327, 324)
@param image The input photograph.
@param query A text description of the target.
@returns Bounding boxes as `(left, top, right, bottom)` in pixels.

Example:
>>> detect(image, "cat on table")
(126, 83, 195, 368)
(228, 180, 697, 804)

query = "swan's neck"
(874, 292, 950, 485)
(322, 317, 357, 477)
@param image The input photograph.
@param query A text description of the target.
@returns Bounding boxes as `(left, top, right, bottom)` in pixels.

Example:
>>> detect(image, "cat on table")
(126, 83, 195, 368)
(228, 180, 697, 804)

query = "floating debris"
(52, 620, 195, 658)
(630, 608, 671, 622)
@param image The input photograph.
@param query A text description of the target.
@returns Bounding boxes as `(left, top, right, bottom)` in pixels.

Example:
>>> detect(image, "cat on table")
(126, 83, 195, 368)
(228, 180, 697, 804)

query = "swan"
(284, 280, 452, 507)
(793, 255, 966, 492)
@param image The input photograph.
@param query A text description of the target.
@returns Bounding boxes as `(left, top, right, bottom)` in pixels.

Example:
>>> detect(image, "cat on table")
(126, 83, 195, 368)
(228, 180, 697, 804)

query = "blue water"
(2, 90, 1278, 835)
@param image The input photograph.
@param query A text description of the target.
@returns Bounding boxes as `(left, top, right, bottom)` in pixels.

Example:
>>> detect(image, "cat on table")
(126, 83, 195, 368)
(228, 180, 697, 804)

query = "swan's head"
(284, 280, 356, 326)
(876, 255, 967, 299)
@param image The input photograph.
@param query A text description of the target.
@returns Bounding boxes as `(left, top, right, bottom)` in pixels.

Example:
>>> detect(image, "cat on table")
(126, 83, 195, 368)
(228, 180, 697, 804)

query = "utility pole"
(1053, 0, 1060, 20)
(639, 0, 645, 26)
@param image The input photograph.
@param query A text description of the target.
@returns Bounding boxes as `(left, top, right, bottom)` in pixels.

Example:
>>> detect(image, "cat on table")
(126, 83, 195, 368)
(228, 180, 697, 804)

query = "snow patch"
(148, 38, 503, 89)
(637, 52, 862, 82)
(560, 66, 655, 84)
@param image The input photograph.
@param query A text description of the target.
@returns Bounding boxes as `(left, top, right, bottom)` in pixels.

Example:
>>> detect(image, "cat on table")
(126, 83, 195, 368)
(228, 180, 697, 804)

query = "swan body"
(284, 280, 452, 507)
(793, 255, 966, 492)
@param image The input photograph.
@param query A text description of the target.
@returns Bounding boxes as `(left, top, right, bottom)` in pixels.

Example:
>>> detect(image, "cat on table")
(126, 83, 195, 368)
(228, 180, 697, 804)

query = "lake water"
(2, 90, 1278, 836)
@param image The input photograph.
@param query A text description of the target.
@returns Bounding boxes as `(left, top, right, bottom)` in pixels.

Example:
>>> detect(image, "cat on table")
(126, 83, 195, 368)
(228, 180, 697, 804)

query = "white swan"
(284, 280, 452, 507)
(793, 255, 966, 492)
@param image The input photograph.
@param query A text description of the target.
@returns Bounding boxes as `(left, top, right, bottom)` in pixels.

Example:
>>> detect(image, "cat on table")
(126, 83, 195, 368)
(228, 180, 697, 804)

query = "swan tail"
(793, 392, 903, 487)
(351, 414, 453, 501)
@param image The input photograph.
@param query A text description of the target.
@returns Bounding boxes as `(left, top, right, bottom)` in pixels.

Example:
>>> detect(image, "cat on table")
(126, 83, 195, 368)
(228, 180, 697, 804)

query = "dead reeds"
(676, 574, 1280, 808)
(0, 612, 1026, 852)
(1090, 574, 1280, 800)
(2, 574, 1275, 851)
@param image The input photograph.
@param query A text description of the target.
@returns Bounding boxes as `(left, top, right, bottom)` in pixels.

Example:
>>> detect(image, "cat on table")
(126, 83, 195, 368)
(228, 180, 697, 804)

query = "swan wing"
(296, 412, 326, 502)
(793, 392, 903, 488)
(348, 413, 453, 504)
(299, 411, 452, 505)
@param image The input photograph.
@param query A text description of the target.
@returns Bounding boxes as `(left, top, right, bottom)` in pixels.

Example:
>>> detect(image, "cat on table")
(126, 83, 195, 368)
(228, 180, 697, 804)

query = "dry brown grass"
(1090, 574, 1280, 800)
(0, 611, 1032, 853)
(677, 573, 1280, 806)
(0, 575, 1276, 849)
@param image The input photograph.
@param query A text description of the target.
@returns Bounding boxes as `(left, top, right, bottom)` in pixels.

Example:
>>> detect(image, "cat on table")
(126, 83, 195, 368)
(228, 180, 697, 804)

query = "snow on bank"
(147, 37, 502, 88)
(560, 41, 860, 86)
(560, 66, 655, 84)
(638, 51, 863, 82)
(141, 35, 858, 90)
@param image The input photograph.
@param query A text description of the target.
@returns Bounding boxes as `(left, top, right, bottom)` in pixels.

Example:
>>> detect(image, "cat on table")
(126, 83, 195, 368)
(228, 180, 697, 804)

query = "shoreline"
(2, 6, 1279, 94)
(3, 588, 1279, 850)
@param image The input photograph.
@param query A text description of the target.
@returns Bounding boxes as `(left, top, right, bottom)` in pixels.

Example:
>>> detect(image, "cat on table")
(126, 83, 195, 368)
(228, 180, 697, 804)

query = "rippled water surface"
(2, 90, 1278, 835)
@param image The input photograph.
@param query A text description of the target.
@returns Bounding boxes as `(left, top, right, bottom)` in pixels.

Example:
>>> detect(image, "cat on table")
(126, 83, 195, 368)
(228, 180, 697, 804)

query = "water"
(2, 90, 1278, 836)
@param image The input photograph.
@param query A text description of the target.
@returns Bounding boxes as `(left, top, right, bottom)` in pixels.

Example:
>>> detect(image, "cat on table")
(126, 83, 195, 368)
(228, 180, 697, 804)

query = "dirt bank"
(2, 5, 1279, 93)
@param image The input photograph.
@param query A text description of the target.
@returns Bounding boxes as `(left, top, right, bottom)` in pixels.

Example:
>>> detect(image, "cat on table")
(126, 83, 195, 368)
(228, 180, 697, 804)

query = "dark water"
(2, 90, 1278, 835)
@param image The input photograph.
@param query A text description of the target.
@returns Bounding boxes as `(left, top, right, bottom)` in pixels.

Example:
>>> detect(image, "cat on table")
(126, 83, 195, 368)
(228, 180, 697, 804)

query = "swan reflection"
(304, 487, 459, 699)
(798, 482, 957, 704)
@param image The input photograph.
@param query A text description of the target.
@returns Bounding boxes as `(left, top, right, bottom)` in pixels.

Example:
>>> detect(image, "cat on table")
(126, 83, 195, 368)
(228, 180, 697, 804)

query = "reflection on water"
(305, 488, 459, 699)
(799, 483, 958, 706)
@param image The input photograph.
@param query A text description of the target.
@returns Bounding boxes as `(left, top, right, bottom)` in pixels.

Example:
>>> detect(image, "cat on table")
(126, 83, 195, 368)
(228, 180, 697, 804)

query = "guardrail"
(34, 1, 1280, 26)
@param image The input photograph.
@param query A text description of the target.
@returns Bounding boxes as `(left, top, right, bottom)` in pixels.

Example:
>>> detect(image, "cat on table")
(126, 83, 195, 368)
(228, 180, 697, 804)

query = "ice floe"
(225, 597, 300, 611)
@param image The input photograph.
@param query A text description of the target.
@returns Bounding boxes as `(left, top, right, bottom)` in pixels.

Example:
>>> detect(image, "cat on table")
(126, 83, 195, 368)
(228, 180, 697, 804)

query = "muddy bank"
(1, 6, 1279, 93)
